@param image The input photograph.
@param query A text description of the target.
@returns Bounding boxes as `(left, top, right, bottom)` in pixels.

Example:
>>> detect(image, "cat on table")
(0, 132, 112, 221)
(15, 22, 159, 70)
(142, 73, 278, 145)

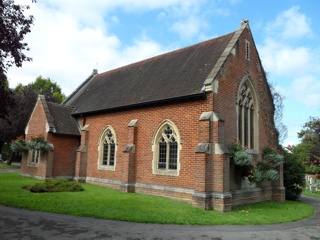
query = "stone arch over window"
(98, 126, 117, 170)
(237, 77, 259, 151)
(152, 120, 181, 176)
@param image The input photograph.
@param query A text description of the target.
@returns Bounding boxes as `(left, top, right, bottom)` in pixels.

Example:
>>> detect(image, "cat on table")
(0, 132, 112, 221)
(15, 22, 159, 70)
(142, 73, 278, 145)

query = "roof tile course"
(66, 31, 236, 115)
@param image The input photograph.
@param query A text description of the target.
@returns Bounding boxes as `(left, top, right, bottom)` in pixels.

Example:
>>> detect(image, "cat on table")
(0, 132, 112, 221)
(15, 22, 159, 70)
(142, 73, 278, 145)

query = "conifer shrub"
(283, 151, 305, 200)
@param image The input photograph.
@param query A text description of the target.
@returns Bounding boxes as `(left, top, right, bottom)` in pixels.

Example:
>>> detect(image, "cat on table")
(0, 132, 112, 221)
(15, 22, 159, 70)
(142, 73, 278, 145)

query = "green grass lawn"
(0, 173, 315, 225)
(302, 190, 320, 198)
(0, 163, 20, 169)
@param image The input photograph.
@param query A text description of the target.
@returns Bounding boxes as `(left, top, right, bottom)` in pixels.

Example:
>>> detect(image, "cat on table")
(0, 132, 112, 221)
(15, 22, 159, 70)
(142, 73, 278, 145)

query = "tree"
(292, 141, 314, 165)
(296, 117, 320, 168)
(0, 76, 65, 155)
(0, 85, 37, 161)
(0, 0, 35, 118)
(0, 0, 35, 72)
(29, 76, 66, 103)
(0, 72, 15, 118)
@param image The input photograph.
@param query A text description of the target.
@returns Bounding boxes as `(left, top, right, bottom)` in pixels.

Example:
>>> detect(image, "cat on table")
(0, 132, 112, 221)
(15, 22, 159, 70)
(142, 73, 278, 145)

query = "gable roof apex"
(37, 95, 80, 136)
(38, 94, 55, 132)
(203, 19, 252, 89)
(241, 19, 249, 26)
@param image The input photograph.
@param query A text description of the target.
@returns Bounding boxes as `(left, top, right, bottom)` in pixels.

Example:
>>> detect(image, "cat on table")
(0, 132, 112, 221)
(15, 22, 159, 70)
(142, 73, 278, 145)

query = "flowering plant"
(10, 135, 27, 153)
(27, 134, 51, 151)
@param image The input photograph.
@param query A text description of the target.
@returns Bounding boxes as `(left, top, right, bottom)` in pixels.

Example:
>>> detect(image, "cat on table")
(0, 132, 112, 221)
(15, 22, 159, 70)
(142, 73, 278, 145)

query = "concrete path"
(0, 168, 319, 239)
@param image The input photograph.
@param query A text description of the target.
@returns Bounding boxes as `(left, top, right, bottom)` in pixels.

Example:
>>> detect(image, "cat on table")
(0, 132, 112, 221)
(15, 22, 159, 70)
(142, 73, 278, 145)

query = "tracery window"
(98, 127, 117, 170)
(237, 80, 257, 149)
(153, 121, 180, 176)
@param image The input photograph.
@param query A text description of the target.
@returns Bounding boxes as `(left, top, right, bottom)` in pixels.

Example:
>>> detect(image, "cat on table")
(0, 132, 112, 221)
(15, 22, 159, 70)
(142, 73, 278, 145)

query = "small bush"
(23, 178, 84, 193)
(283, 151, 305, 200)
(234, 150, 252, 166)
(309, 165, 320, 174)
(1, 143, 12, 162)
(264, 169, 279, 181)
(253, 169, 263, 182)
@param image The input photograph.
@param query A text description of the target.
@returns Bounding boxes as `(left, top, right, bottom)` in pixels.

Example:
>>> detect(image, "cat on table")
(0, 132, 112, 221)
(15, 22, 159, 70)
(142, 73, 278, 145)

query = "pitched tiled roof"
(64, 31, 236, 116)
(39, 95, 80, 136)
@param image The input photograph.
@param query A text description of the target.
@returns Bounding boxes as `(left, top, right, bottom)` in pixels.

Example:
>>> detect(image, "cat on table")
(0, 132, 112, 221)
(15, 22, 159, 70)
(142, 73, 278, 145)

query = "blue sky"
(7, 0, 320, 146)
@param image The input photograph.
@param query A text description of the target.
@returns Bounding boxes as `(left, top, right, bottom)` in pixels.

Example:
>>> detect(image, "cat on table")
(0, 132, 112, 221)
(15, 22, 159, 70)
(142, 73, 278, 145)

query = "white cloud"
(258, 5, 320, 145)
(122, 38, 166, 63)
(8, 0, 221, 95)
(266, 6, 313, 40)
(259, 39, 312, 76)
(290, 76, 320, 107)
(7, 0, 174, 95)
(170, 16, 207, 40)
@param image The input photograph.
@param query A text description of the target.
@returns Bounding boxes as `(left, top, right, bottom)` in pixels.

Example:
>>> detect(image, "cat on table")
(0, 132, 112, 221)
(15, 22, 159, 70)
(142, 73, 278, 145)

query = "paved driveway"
(0, 195, 319, 240)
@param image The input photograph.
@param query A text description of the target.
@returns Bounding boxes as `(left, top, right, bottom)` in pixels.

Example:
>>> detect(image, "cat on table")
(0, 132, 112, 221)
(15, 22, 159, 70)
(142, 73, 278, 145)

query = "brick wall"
(22, 25, 284, 210)
(48, 134, 80, 178)
(21, 97, 80, 179)
(83, 96, 213, 191)
(22, 98, 49, 178)
(80, 26, 283, 210)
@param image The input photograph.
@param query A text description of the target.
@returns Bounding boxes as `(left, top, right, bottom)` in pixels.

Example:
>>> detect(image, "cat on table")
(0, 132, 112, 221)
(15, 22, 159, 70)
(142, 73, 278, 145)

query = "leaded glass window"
(156, 125, 179, 171)
(99, 127, 117, 169)
(238, 81, 255, 149)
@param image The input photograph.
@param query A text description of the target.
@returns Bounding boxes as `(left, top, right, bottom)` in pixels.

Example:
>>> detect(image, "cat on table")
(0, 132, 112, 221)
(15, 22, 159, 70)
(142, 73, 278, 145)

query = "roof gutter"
(71, 91, 206, 118)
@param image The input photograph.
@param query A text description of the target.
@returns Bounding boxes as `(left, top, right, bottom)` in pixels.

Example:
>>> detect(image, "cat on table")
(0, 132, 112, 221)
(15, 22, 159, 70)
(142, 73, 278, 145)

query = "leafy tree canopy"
(17, 76, 66, 103)
(298, 117, 320, 142)
(0, 0, 35, 118)
(0, 0, 35, 72)
(0, 76, 66, 152)
(293, 117, 320, 169)
(0, 71, 15, 118)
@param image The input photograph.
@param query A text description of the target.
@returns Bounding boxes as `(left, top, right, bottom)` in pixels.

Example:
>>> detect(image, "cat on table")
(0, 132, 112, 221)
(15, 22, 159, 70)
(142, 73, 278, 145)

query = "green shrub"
(262, 147, 283, 165)
(310, 165, 320, 174)
(234, 150, 252, 166)
(283, 151, 305, 200)
(253, 169, 263, 182)
(23, 178, 84, 193)
(264, 169, 279, 181)
(1, 143, 12, 162)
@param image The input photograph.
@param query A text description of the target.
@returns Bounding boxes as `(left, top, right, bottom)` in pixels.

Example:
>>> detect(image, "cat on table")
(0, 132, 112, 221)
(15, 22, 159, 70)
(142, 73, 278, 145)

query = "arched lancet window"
(237, 79, 258, 150)
(98, 126, 117, 170)
(153, 121, 181, 176)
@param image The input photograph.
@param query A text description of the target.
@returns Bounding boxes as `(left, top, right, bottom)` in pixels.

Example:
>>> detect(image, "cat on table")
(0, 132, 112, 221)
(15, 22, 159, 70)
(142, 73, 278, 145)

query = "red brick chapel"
(21, 20, 285, 211)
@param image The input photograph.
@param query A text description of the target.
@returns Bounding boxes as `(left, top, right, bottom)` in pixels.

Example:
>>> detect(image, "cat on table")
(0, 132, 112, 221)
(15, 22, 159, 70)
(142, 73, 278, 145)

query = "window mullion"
(250, 108, 254, 149)
(248, 107, 251, 148)
(241, 105, 244, 145)
(167, 141, 170, 170)
(107, 143, 111, 166)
